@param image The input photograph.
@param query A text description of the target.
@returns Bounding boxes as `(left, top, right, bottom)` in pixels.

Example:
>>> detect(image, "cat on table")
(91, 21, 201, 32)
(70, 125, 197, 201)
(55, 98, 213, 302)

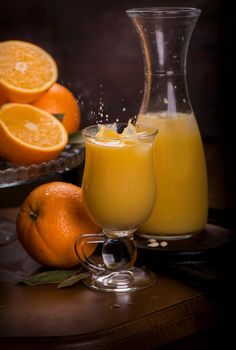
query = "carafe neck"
(127, 7, 200, 74)
(127, 8, 201, 114)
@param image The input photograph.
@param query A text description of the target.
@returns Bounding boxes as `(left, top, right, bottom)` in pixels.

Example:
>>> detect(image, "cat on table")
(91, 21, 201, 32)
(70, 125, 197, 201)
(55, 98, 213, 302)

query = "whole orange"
(16, 182, 101, 268)
(32, 83, 81, 134)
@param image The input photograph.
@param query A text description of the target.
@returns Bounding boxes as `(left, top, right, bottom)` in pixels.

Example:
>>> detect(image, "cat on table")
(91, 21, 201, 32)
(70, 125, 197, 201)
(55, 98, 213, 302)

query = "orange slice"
(0, 103, 68, 165)
(0, 40, 58, 103)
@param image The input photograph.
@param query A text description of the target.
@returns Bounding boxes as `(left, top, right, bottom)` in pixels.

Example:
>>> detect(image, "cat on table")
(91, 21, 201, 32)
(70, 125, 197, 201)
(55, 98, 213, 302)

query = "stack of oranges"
(0, 41, 100, 269)
(0, 40, 81, 165)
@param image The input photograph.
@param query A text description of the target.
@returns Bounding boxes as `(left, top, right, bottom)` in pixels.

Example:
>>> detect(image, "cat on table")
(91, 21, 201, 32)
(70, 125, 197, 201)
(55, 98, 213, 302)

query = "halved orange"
(0, 103, 68, 165)
(0, 40, 58, 103)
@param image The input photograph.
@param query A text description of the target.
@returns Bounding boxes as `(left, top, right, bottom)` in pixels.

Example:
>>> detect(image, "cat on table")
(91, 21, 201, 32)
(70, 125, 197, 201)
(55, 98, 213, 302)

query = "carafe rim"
(126, 7, 201, 18)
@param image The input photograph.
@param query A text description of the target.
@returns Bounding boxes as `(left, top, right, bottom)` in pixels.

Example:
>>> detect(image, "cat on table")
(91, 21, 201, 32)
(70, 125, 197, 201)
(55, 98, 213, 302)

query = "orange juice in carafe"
(127, 7, 208, 238)
(137, 112, 208, 237)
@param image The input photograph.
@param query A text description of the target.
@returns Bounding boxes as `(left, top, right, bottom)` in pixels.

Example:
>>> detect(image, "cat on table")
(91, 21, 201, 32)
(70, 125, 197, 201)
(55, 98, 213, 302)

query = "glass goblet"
(75, 123, 157, 292)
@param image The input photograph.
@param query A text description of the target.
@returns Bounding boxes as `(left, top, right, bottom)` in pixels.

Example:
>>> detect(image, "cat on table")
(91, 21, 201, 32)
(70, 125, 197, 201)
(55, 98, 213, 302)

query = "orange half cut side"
(0, 40, 58, 103)
(0, 103, 68, 165)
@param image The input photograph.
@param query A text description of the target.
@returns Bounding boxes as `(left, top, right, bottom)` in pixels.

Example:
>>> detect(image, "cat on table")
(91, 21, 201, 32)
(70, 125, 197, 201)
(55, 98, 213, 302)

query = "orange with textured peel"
(0, 103, 68, 165)
(33, 83, 81, 134)
(0, 40, 58, 103)
(16, 182, 101, 268)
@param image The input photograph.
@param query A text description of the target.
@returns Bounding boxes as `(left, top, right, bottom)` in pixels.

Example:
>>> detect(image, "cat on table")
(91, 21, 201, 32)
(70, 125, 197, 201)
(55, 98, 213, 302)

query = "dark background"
(0, 0, 233, 134)
(0, 2, 234, 344)
(0, 0, 235, 211)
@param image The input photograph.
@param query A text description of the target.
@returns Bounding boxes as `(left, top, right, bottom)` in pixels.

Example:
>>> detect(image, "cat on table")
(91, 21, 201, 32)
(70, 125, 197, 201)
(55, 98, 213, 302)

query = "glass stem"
(102, 230, 137, 271)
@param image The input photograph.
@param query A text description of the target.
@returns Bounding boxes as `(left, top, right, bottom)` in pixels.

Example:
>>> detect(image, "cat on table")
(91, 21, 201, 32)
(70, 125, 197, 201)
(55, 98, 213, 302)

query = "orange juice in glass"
(75, 122, 158, 292)
(137, 112, 208, 238)
(82, 124, 156, 231)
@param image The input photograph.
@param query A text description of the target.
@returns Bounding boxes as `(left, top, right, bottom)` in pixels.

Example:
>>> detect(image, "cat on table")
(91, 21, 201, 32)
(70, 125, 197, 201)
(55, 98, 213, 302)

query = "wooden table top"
(0, 219, 220, 350)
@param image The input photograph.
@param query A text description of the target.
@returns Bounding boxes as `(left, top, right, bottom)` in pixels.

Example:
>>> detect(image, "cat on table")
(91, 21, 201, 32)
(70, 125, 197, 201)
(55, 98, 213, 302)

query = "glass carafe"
(126, 8, 208, 239)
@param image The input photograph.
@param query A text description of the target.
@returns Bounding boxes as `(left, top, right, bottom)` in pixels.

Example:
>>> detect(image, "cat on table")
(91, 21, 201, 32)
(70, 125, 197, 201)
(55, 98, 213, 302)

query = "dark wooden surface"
(0, 235, 220, 350)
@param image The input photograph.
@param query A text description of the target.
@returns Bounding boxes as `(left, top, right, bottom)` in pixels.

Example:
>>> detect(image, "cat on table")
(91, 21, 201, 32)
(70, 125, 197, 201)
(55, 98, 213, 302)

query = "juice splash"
(95, 120, 136, 140)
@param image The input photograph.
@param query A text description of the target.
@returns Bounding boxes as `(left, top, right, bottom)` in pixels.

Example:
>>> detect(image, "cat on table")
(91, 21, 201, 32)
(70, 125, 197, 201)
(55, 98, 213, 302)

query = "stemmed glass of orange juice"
(75, 122, 158, 292)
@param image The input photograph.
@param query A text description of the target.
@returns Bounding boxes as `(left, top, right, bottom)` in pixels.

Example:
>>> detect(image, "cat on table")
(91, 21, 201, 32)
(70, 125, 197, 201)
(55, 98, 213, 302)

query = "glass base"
(83, 266, 157, 293)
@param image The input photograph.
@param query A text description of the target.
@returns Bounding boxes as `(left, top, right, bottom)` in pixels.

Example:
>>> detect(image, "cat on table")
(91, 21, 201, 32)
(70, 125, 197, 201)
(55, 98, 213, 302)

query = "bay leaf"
(57, 272, 91, 288)
(68, 130, 84, 146)
(53, 113, 64, 122)
(20, 270, 75, 286)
